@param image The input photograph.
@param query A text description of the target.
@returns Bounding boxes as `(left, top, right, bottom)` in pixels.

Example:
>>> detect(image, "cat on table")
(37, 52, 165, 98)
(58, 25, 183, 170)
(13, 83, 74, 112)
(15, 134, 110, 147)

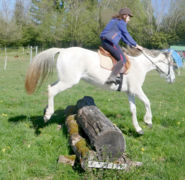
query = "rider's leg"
(101, 40, 127, 84)
(106, 60, 125, 84)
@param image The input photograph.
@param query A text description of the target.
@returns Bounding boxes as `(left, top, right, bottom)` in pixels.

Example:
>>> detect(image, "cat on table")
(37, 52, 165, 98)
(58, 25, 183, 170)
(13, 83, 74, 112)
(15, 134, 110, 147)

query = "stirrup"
(115, 76, 121, 84)
(105, 76, 116, 84)
(106, 75, 121, 85)
(106, 79, 116, 85)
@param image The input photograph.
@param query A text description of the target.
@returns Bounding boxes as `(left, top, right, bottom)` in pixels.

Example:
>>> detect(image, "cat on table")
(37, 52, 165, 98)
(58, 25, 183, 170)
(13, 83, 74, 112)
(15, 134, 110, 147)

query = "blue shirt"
(100, 18, 137, 46)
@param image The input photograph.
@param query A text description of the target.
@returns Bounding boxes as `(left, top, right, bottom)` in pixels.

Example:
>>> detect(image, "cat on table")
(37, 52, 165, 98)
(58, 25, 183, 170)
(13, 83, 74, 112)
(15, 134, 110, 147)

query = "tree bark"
(76, 96, 126, 161)
(65, 112, 96, 170)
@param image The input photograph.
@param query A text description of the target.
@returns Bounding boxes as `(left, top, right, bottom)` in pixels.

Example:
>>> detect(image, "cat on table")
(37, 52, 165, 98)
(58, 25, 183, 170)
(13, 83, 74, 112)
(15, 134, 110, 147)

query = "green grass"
(0, 49, 185, 179)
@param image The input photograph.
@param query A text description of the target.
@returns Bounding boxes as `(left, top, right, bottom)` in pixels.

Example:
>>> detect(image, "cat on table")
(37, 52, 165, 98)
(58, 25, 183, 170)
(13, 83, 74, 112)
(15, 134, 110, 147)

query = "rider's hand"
(135, 44, 143, 51)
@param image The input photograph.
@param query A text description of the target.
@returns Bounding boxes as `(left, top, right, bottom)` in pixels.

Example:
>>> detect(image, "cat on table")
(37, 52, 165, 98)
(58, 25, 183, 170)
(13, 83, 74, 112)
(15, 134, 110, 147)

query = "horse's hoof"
(137, 130, 144, 135)
(43, 115, 50, 123)
(147, 123, 152, 128)
(43, 116, 48, 123)
(145, 123, 152, 128)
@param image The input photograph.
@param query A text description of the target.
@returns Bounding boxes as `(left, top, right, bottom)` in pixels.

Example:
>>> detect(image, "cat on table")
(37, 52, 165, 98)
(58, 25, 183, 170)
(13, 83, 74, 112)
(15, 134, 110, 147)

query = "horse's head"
(154, 51, 175, 83)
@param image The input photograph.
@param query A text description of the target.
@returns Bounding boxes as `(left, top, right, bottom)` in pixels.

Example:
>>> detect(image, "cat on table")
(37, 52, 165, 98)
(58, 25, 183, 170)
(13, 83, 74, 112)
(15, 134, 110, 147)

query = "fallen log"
(64, 106, 130, 171)
(62, 97, 142, 171)
(65, 113, 96, 170)
(76, 96, 126, 161)
(58, 155, 76, 166)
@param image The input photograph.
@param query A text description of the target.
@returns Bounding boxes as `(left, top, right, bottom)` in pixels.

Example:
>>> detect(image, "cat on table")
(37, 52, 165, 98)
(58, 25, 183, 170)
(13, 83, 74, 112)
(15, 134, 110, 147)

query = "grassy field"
(0, 49, 185, 180)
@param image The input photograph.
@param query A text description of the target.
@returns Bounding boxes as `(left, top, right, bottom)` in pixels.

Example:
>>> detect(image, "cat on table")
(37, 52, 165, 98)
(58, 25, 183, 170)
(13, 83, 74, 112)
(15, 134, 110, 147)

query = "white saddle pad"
(98, 50, 114, 70)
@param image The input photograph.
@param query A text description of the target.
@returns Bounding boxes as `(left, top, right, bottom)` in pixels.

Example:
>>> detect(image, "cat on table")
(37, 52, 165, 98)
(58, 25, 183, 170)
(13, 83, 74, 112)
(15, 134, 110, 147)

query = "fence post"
(4, 47, 7, 70)
(36, 46, 38, 56)
(30, 46, 32, 63)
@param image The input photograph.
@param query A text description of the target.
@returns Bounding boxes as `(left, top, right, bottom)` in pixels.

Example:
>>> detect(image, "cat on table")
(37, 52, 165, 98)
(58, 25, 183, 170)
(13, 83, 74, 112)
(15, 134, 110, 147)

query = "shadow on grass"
(121, 128, 143, 138)
(106, 113, 143, 138)
(8, 109, 67, 136)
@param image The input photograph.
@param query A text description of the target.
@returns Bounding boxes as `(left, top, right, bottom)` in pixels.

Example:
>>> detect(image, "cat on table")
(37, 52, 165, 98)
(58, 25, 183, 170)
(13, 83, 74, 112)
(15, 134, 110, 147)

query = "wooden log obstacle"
(76, 96, 126, 161)
(59, 96, 142, 170)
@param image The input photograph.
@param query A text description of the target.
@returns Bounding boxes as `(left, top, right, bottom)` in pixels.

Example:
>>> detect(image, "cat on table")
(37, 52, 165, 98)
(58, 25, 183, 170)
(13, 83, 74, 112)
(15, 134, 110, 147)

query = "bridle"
(142, 50, 173, 77)
(117, 49, 174, 91)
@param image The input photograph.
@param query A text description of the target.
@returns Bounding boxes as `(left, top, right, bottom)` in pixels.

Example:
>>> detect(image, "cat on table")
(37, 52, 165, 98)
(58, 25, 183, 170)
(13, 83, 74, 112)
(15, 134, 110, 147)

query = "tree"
(158, 0, 185, 46)
(60, 0, 98, 46)
(21, 24, 43, 46)
(0, 0, 183, 48)
(53, 0, 64, 11)
(14, 0, 25, 25)
(160, 0, 184, 33)
(149, 32, 169, 49)
(29, 0, 61, 46)
(0, 0, 22, 46)
(176, 20, 185, 45)
(141, 0, 155, 35)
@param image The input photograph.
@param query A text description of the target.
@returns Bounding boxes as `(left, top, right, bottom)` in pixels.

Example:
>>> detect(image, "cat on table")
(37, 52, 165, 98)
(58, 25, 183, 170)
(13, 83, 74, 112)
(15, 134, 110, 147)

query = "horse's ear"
(168, 51, 172, 57)
(164, 51, 171, 58)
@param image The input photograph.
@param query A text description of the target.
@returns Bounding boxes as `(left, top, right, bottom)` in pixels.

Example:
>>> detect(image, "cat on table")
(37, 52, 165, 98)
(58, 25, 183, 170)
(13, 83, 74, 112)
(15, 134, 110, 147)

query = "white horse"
(25, 47, 175, 134)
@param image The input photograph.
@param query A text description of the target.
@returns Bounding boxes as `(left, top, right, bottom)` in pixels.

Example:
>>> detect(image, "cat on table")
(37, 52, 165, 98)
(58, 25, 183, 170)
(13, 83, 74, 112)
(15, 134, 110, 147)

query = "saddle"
(98, 46, 130, 73)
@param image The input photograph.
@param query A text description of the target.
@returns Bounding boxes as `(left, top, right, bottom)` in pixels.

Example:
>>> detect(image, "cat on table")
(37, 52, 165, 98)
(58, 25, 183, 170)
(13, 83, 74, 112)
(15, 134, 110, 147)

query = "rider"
(100, 8, 143, 84)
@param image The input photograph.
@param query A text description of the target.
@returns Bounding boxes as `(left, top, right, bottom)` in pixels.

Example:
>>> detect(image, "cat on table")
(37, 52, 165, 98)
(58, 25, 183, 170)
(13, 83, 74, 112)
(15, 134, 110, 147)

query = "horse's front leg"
(136, 88, 152, 127)
(128, 93, 144, 135)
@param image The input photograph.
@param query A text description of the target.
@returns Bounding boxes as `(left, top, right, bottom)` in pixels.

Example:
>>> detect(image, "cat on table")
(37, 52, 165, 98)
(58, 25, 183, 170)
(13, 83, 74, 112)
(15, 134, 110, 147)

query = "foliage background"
(0, 0, 185, 49)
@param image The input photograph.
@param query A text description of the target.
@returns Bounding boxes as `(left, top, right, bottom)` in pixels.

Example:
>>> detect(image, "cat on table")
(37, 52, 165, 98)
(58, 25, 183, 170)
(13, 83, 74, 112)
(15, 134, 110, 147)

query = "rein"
(116, 50, 172, 91)
(141, 50, 171, 76)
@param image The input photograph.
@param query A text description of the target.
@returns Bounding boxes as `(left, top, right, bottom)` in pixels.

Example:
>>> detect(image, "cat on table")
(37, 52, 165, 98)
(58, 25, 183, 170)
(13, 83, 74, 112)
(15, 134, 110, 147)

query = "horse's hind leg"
(44, 80, 77, 122)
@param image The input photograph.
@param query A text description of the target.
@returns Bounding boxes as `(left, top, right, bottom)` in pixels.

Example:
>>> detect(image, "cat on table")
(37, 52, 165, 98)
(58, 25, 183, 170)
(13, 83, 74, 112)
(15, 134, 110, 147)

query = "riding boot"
(106, 60, 126, 84)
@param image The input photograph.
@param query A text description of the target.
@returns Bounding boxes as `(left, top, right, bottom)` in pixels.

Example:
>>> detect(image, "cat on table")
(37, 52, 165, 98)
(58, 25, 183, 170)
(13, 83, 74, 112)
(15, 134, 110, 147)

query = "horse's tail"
(25, 48, 61, 94)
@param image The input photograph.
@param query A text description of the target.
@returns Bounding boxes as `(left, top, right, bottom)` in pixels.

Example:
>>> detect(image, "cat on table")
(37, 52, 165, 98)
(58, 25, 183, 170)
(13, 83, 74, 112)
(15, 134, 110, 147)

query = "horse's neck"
(131, 54, 156, 74)
(143, 53, 164, 73)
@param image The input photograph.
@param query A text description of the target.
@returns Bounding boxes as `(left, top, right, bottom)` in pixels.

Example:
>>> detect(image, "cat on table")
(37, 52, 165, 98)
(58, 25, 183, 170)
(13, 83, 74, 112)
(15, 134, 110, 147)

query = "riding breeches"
(101, 39, 126, 64)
